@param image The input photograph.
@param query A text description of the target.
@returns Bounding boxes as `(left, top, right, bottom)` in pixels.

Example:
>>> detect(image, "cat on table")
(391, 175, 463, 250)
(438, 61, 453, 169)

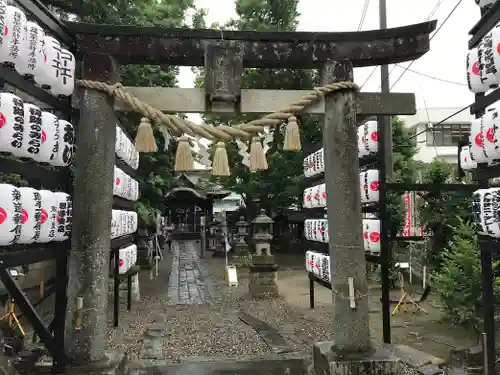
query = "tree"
(418, 160, 473, 270)
(50, 0, 207, 227)
(433, 219, 500, 337)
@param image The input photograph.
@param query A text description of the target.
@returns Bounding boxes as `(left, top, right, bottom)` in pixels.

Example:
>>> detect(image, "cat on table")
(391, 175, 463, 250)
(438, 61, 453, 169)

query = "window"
(426, 123, 470, 147)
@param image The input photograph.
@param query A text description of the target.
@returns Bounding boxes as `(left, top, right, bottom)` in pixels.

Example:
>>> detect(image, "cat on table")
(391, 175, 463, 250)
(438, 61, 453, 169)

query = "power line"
(358, 0, 371, 31)
(389, 0, 464, 90)
(360, 0, 445, 90)
(393, 63, 467, 86)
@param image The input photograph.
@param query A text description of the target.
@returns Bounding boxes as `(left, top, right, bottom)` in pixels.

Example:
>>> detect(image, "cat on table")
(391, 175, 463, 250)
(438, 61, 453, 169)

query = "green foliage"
(418, 160, 472, 270)
(53, 0, 204, 225)
(433, 219, 500, 335)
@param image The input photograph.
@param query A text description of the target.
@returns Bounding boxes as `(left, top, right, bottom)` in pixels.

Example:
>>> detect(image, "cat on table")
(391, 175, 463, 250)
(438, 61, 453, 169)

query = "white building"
(404, 107, 475, 164)
(213, 192, 245, 214)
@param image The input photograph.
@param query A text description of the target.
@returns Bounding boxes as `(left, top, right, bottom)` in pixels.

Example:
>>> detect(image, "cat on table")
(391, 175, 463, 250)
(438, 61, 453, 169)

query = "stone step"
(126, 355, 307, 375)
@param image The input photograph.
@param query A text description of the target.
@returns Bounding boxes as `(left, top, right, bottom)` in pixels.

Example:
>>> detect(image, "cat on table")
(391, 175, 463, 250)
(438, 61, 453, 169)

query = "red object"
(21, 209, 28, 224)
(3, 26, 8, 36)
(41, 131, 46, 143)
(116, 177, 120, 185)
(0, 113, 6, 129)
(0, 208, 6, 225)
(472, 61, 480, 75)
(370, 232, 380, 243)
(487, 127, 495, 143)
(370, 181, 379, 191)
(119, 259, 124, 268)
(371, 131, 378, 141)
(40, 209, 48, 224)
(475, 133, 483, 147)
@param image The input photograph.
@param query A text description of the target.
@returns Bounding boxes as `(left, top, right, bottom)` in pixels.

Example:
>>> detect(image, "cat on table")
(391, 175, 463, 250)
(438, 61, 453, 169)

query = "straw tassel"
(249, 137, 268, 172)
(212, 142, 230, 176)
(283, 116, 301, 151)
(134, 117, 158, 153)
(174, 136, 194, 172)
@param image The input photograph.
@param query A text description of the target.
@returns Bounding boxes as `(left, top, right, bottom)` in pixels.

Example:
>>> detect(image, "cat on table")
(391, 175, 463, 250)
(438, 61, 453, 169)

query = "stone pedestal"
(248, 256, 279, 299)
(313, 342, 404, 375)
(230, 245, 250, 268)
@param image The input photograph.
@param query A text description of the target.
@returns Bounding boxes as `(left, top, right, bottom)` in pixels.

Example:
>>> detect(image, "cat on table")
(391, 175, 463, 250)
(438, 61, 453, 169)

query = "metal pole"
(378, 0, 393, 179)
(322, 59, 371, 354)
(378, 0, 392, 344)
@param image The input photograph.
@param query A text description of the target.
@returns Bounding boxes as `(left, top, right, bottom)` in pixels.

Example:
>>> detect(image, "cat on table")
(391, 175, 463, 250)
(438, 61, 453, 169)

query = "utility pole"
(379, 0, 393, 179)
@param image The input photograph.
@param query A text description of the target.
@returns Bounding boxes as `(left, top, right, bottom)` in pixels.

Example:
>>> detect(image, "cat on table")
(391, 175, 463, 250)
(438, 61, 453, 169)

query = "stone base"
(248, 263, 279, 299)
(230, 251, 250, 268)
(313, 342, 402, 375)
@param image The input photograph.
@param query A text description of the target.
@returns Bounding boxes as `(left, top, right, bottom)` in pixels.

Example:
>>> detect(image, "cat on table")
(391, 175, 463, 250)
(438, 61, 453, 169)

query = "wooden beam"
(114, 88, 416, 116)
(66, 21, 436, 68)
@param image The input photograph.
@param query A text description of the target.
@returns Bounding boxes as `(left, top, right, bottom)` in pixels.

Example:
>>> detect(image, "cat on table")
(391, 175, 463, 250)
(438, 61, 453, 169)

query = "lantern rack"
(109, 123, 139, 328)
(465, 5, 500, 373)
(0, 0, 80, 371)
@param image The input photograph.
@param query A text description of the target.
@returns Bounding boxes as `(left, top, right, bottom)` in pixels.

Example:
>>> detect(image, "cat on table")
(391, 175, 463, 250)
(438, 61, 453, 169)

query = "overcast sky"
(179, 0, 477, 113)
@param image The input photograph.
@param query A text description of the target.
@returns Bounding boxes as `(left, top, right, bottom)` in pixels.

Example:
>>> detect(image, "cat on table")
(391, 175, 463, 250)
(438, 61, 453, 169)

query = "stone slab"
(391, 345, 445, 368)
(313, 341, 402, 375)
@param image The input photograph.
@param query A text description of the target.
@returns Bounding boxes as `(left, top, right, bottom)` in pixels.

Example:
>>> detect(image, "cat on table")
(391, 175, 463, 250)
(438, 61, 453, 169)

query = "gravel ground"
(104, 250, 337, 362)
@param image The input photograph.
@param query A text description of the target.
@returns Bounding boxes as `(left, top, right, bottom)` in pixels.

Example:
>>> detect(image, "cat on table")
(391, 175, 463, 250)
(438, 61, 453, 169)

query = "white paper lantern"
(0, 93, 24, 156)
(478, 32, 500, 89)
(111, 209, 120, 239)
(50, 119, 74, 167)
(363, 219, 381, 254)
(0, 184, 22, 245)
(0, 6, 27, 67)
(53, 192, 71, 241)
(35, 36, 61, 90)
(113, 167, 124, 197)
(360, 169, 380, 203)
(32, 111, 58, 164)
(473, 189, 488, 234)
(53, 48, 75, 97)
(357, 125, 368, 158)
(363, 121, 379, 154)
(15, 21, 44, 78)
(481, 108, 500, 161)
(469, 118, 489, 163)
(118, 248, 129, 274)
(460, 145, 478, 170)
(38, 190, 56, 243)
(467, 48, 489, 94)
(17, 187, 38, 244)
(19, 103, 42, 159)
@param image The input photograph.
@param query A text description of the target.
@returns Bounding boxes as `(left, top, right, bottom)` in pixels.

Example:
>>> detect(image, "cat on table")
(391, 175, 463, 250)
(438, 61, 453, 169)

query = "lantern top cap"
(236, 216, 248, 226)
(252, 209, 274, 224)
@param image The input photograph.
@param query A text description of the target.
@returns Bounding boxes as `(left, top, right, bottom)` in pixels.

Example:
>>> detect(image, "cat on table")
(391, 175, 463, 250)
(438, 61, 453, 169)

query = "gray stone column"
(321, 60, 371, 354)
(65, 54, 120, 364)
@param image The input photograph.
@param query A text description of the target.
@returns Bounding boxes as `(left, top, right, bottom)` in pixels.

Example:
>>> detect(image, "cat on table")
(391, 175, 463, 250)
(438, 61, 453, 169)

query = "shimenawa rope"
(75, 79, 359, 175)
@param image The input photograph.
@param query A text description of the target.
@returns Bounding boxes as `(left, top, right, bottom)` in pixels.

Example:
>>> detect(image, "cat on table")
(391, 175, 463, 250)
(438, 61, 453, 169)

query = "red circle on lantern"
(3, 26, 8, 36)
(497, 42, 500, 55)
(116, 177, 120, 185)
(119, 259, 124, 267)
(371, 131, 378, 141)
(44, 54, 47, 64)
(475, 133, 483, 147)
(0, 113, 6, 129)
(41, 131, 46, 143)
(21, 209, 28, 224)
(370, 181, 379, 191)
(0, 208, 6, 225)
(306, 195, 311, 201)
(40, 209, 48, 224)
(322, 192, 326, 199)
(370, 232, 380, 243)
(464, 156, 468, 162)
(472, 61, 480, 75)
(487, 128, 495, 143)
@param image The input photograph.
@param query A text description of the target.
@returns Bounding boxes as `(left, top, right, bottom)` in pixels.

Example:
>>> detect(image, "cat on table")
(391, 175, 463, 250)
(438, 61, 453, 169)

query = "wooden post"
(321, 60, 371, 354)
(65, 54, 120, 364)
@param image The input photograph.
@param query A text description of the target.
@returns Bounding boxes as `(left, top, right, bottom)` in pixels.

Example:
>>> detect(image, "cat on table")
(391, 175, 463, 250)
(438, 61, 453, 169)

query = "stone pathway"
(167, 240, 217, 305)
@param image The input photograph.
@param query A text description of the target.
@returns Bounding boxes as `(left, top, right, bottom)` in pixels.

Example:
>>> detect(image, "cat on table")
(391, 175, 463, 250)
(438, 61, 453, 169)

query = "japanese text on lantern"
(64, 196, 72, 237)
(32, 191, 42, 241)
(484, 190, 495, 235)
(49, 203, 56, 239)
(9, 12, 21, 58)
(61, 122, 74, 164)
(50, 118, 59, 161)
(60, 50, 73, 85)
(10, 189, 21, 244)
(51, 39, 61, 79)
(27, 27, 38, 71)
(479, 33, 497, 83)
(27, 106, 42, 155)
(11, 97, 24, 149)
(57, 201, 66, 234)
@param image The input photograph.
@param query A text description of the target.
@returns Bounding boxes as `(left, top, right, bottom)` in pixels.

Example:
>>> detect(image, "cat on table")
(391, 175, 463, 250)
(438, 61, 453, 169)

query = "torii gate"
(64, 20, 435, 372)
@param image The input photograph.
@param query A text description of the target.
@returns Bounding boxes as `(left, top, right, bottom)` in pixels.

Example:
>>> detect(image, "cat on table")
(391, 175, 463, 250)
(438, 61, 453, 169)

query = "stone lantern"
(248, 209, 278, 298)
(251, 209, 274, 257)
(230, 216, 249, 267)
